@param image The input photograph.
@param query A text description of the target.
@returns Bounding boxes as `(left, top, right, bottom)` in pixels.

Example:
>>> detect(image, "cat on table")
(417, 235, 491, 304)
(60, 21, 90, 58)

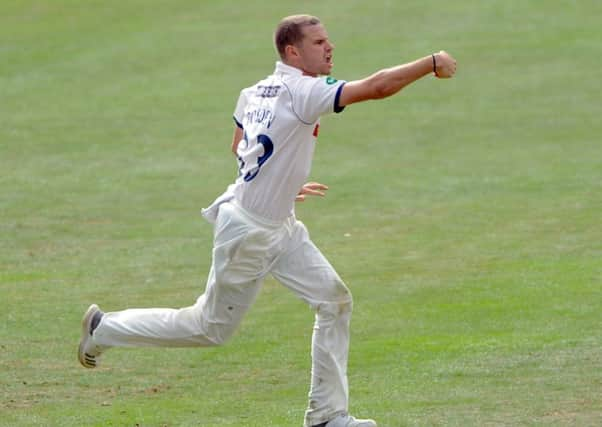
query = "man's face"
(295, 24, 335, 76)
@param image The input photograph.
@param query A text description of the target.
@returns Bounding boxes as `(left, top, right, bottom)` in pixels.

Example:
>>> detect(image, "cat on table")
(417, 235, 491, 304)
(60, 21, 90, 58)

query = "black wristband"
(432, 54, 437, 74)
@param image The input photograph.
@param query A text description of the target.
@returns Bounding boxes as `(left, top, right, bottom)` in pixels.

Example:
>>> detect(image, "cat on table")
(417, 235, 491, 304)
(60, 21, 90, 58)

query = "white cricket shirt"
(203, 61, 346, 222)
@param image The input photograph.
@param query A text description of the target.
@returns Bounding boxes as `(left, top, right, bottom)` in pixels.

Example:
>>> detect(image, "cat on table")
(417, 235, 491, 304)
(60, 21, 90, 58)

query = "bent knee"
(316, 298, 353, 320)
(204, 333, 230, 347)
(322, 276, 353, 308)
(189, 330, 233, 347)
(195, 319, 239, 347)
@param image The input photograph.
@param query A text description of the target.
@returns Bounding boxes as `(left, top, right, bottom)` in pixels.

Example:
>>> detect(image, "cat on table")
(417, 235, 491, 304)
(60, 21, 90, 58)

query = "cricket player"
(79, 14, 457, 427)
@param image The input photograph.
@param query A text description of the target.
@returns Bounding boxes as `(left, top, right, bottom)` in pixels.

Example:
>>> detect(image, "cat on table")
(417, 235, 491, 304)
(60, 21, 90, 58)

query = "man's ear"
(285, 44, 300, 59)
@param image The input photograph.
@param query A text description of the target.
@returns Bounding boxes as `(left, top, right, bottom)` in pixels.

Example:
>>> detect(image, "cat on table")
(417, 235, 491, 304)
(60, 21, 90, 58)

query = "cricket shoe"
(316, 414, 377, 427)
(78, 304, 105, 368)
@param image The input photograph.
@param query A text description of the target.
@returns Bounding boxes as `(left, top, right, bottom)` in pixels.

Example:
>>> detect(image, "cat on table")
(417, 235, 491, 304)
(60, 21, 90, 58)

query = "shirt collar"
(275, 61, 304, 76)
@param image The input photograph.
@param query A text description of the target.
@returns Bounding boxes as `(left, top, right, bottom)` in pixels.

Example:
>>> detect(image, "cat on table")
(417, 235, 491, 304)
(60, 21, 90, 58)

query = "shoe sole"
(78, 304, 100, 368)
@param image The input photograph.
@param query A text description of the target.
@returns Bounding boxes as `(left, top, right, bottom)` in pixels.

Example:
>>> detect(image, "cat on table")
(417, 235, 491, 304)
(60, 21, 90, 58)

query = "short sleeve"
(291, 76, 346, 124)
(233, 90, 247, 128)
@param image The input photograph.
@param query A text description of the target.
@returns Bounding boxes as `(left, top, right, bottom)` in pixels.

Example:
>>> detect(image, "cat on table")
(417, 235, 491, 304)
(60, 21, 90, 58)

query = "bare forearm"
(231, 126, 243, 154)
(339, 51, 456, 106)
(368, 55, 433, 99)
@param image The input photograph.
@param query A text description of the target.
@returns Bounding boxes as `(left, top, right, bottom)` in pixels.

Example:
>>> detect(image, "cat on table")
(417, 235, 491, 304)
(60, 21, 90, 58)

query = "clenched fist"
(433, 51, 457, 78)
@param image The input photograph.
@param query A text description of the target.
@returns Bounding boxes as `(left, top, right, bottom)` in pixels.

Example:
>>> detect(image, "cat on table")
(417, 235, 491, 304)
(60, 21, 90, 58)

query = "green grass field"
(2, 1, 601, 426)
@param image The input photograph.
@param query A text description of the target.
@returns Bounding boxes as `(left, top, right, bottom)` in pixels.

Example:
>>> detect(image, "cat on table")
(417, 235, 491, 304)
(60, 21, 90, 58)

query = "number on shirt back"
(238, 132, 274, 182)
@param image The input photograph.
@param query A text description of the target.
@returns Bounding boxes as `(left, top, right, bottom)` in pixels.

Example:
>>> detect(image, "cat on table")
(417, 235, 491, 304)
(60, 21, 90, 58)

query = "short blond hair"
(274, 15, 321, 60)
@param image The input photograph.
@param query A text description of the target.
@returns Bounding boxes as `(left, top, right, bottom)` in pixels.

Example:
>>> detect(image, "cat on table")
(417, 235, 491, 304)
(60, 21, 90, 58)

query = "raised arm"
(338, 51, 456, 106)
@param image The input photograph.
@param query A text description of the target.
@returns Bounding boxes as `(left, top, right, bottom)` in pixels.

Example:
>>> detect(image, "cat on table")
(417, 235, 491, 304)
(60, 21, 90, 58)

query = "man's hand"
(433, 51, 457, 78)
(295, 182, 329, 202)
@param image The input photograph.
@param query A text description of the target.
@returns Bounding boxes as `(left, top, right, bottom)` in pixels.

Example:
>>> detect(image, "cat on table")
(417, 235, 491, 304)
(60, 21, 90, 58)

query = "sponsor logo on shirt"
(257, 85, 281, 98)
(325, 77, 338, 85)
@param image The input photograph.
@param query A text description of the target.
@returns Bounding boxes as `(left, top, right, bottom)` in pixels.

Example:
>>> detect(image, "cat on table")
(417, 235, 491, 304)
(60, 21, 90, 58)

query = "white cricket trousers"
(92, 201, 353, 426)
